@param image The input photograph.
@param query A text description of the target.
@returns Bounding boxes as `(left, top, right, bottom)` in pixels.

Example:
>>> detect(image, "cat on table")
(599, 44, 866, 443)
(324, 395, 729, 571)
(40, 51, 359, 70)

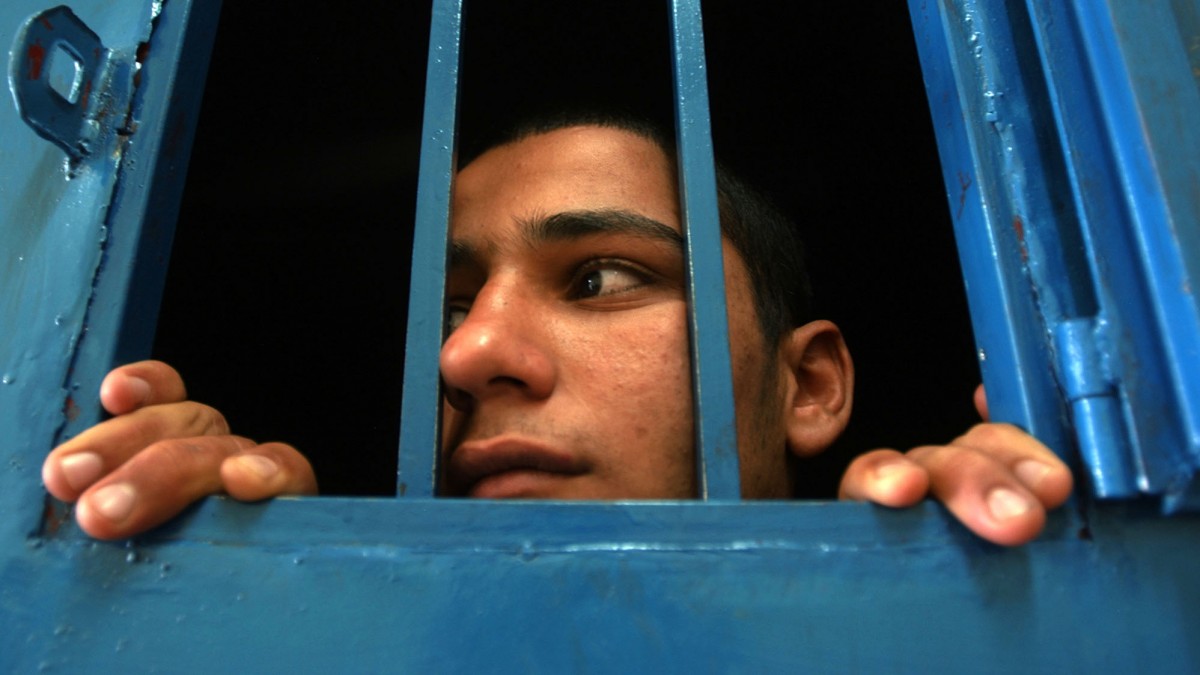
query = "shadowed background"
(154, 1, 978, 496)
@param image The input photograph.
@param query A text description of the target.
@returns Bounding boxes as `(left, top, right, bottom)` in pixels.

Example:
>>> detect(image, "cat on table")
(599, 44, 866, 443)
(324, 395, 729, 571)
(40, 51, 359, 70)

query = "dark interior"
(155, 1, 979, 497)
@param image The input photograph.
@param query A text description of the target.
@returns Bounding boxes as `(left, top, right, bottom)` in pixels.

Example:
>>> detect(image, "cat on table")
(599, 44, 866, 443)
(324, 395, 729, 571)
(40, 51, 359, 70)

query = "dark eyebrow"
(449, 209, 684, 271)
(448, 239, 477, 270)
(523, 209, 684, 250)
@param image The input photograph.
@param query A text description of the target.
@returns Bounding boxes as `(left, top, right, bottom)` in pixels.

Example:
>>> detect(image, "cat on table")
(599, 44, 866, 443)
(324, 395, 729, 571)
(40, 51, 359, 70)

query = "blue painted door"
(3, 1, 1200, 672)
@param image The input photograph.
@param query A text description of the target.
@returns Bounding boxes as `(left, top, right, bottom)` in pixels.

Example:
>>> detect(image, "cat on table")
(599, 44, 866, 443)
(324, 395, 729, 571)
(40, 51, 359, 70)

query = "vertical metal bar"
(397, 0, 463, 497)
(906, 0, 1073, 454)
(668, 0, 742, 499)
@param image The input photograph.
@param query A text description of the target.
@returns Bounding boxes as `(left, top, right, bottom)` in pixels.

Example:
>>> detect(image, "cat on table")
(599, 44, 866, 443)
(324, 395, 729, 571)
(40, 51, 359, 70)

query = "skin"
(41, 125, 1072, 545)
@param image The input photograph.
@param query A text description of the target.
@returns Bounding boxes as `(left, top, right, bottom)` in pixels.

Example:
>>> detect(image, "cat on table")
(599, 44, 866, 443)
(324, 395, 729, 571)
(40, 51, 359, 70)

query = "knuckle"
(147, 438, 207, 464)
(179, 402, 230, 436)
(908, 443, 987, 476)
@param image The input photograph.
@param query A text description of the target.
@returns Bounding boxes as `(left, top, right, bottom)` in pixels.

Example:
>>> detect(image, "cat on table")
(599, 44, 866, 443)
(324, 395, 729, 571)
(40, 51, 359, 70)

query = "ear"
(778, 320, 854, 458)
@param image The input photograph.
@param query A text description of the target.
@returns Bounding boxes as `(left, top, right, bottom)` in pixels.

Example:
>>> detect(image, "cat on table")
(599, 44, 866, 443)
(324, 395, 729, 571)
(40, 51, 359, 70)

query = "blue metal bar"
(397, 0, 463, 497)
(668, 0, 741, 500)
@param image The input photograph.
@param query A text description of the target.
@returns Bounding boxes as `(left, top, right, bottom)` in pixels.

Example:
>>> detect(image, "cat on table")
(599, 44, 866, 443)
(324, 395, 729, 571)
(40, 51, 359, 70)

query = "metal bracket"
(8, 5, 132, 160)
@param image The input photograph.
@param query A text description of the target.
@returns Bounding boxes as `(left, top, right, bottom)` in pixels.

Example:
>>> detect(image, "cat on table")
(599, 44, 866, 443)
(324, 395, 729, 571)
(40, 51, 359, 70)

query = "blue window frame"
(3, 0, 1200, 670)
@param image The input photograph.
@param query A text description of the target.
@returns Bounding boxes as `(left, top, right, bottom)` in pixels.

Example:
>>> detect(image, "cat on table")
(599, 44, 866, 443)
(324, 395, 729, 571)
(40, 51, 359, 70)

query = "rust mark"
(1013, 215, 1029, 263)
(27, 40, 46, 80)
(63, 395, 80, 422)
(40, 15, 54, 30)
(41, 495, 63, 536)
(956, 170, 972, 220)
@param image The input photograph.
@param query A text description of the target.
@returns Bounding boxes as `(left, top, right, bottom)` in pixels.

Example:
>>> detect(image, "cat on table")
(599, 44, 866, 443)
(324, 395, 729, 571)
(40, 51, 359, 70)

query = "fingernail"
(90, 483, 136, 522)
(873, 462, 908, 486)
(233, 455, 279, 480)
(124, 375, 151, 405)
(987, 486, 1032, 520)
(1015, 459, 1052, 488)
(60, 452, 103, 491)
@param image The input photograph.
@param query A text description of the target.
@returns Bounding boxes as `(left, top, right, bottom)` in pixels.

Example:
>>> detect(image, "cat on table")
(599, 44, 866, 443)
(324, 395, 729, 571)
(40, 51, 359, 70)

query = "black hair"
(461, 109, 813, 346)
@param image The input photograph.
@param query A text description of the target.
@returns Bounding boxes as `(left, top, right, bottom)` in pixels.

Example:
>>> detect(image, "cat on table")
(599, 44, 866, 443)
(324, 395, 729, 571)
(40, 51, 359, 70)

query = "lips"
(445, 436, 589, 498)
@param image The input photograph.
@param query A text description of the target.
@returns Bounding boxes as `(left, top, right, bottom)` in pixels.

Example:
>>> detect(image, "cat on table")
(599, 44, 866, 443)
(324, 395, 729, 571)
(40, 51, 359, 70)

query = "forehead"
(453, 126, 680, 236)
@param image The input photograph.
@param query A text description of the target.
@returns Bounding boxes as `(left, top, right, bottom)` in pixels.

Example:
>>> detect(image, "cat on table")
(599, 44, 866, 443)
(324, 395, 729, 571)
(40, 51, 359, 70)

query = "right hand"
(838, 385, 1072, 547)
(41, 360, 317, 540)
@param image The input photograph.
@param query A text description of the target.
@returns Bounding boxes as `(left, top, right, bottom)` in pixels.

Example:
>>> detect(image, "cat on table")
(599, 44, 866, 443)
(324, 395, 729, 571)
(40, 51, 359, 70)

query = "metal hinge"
(1052, 317, 1140, 498)
(8, 6, 137, 161)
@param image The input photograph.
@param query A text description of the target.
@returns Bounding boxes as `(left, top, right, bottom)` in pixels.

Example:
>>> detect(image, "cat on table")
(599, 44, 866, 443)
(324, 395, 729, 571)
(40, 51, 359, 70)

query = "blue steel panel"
(5, 498, 1200, 672)
(668, 0, 741, 499)
(1, 0, 218, 547)
(1057, 0, 1200, 506)
(0, 1, 124, 552)
(907, 0, 1074, 456)
(397, 0, 463, 498)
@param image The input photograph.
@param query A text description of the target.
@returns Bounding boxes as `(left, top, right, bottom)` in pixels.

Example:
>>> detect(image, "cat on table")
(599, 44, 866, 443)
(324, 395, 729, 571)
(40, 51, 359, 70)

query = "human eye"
(445, 303, 470, 333)
(569, 259, 651, 300)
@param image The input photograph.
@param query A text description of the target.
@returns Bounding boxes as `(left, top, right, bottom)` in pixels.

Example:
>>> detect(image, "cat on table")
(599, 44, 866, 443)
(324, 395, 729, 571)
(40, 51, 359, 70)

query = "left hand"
(838, 385, 1073, 546)
(42, 360, 317, 540)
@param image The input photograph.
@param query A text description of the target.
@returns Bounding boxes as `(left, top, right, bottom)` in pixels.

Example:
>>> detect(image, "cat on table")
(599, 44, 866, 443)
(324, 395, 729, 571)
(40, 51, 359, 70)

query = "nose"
(439, 282, 557, 412)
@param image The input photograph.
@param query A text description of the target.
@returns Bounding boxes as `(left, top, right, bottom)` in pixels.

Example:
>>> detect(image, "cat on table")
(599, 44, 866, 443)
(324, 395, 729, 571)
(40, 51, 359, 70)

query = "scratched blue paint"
(397, 0, 462, 498)
(668, 0, 741, 499)
(907, 0, 1075, 461)
(5, 0, 1200, 671)
(1, 0, 209, 551)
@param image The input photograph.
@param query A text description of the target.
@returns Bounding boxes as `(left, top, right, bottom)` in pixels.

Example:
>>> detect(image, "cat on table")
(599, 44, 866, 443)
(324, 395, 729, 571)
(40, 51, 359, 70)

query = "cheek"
(571, 310, 690, 395)
(562, 308, 694, 443)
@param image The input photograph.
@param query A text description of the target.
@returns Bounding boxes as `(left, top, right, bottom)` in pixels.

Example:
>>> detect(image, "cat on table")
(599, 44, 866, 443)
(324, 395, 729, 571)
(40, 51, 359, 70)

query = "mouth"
(445, 436, 589, 498)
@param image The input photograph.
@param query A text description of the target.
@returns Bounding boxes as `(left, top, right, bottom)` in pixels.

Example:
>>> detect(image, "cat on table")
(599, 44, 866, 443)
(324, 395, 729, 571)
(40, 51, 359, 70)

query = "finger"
(948, 423, 1073, 509)
(73, 434, 257, 540)
(839, 449, 931, 507)
(221, 442, 319, 501)
(99, 360, 188, 415)
(974, 384, 989, 421)
(43, 401, 231, 501)
(907, 442, 1048, 546)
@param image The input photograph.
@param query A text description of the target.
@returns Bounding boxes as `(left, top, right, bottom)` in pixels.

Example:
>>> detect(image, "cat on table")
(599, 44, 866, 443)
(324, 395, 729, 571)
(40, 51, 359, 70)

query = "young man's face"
(439, 125, 799, 499)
